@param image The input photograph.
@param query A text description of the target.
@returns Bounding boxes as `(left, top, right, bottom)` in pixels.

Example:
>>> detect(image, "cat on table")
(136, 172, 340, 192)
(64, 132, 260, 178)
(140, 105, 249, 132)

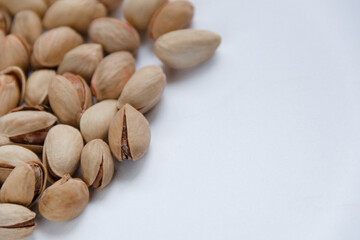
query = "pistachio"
(154, 29, 221, 69)
(24, 70, 56, 106)
(117, 65, 166, 113)
(81, 139, 114, 189)
(0, 66, 26, 117)
(91, 51, 136, 101)
(80, 100, 118, 143)
(1, 161, 47, 207)
(11, 10, 42, 46)
(109, 104, 151, 161)
(43, 124, 84, 183)
(0, 203, 37, 240)
(48, 73, 92, 128)
(124, 0, 167, 30)
(148, 1, 194, 39)
(58, 44, 104, 83)
(98, 0, 122, 11)
(43, 0, 107, 33)
(31, 26, 84, 69)
(89, 17, 140, 53)
(0, 34, 30, 72)
(39, 174, 89, 222)
(0, 7, 11, 34)
(0, 0, 48, 17)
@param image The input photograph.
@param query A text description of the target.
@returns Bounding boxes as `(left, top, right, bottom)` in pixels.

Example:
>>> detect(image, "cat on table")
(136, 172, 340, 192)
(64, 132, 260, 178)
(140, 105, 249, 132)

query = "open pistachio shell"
(0, 7, 11, 34)
(0, 0, 48, 17)
(25, 70, 56, 106)
(0, 34, 30, 72)
(11, 10, 42, 46)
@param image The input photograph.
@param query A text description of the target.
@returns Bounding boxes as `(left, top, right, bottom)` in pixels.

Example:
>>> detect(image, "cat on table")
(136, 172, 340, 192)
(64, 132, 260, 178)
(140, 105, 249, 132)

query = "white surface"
(31, 0, 360, 239)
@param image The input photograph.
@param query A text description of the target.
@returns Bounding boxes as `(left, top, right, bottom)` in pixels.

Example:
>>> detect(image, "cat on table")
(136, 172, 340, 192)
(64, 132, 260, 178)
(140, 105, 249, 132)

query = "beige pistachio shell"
(89, 17, 140, 53)
(117, 65, 166, 113)
(154, 29, 221, 69)
(148, 1, 194, 39)
(81, 139, 114, 189)
(11, 10, 42, 46)
(0, 34, 30, 72)
(0, 203, 36, 240)
(49, 73, 92, 128)
(31, 26, 83, 69)
(91, 51, 135, 101)
(39, 174, 89, 222)
(109, 104, 151, 161)
(0, 7, 11, 34)
(25, 70, 55, 106)
(0, 0, 48, 17)
(99, 0, 122, 11)
(58, 44, 104, 83)
(43, 0, 107, 33)
(43, 124, 84, 183)
(80, 100, 118, 143)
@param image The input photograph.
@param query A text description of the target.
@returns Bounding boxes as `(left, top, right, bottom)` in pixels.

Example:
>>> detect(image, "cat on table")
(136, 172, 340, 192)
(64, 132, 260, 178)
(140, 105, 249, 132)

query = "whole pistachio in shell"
(0, 34, 30, 72)
(89, 17, 140, 53)
(91, 51, 135, 101)
(0, 7, 11, 34)
(43, 124, 84, 183)
(99, 0, 122, 11)
(109, 104, 151, 161)
(31, 26, 84, 69)
(58, 44, 104, 83)
(11, 10, 42, 46)
(80, 100, 118, 143)
(25, 70, 56, 106)
(0, 203, 37, 240)
(81, 139, 114, 189)
(117, 65, 166, 113)
(0, 0, 48, 17)
(39, 174, 89, 222)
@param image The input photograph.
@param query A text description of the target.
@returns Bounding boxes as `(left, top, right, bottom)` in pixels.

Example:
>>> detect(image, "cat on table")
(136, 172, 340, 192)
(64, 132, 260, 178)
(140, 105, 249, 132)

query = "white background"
(30, 0, 360, 239)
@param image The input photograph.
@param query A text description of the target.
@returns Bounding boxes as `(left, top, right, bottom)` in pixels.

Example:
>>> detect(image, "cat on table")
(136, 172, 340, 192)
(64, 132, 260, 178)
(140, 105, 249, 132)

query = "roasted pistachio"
(0, 0, 48, 17)
(0, 7, 11, 34)
(11, 10, 42, 46)
(0, 34, 30, 72)
(25, 70, 56, 106)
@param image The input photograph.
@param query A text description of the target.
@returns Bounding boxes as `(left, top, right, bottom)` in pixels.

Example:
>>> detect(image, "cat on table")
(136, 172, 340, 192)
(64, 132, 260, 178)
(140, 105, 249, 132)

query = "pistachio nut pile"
(0, 0, 221, 238)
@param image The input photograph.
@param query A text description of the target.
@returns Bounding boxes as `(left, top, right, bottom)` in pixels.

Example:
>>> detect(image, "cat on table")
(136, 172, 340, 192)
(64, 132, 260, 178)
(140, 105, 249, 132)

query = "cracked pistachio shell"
(43, 0, 107, 33)
(154, 29, 221, 69)
(81, 139, 114, 189)
(25, 70, 56, 106)
(0, 203, 36, 240)
(80, 100, 117, 143)
(11, 10, 42, 46)
(58, 44, 104, 83)
(0, 0, 48, 17)
(99, 0, 122, 11)
(89, 17, 140, 53)
(49, 73, 93, 128)
(148, 1, 194, 39)
(43, 124, 84, 183)
(109, 104, 151, 161)
(0, 34, 30, 72)
(0, 7, 11, 34)
(0, 66, 26, 117)
(1, 161, 47, 207)
(31, 26, 83, 69)
(117, 65, 166, 113)
(39, 174, 89, 222)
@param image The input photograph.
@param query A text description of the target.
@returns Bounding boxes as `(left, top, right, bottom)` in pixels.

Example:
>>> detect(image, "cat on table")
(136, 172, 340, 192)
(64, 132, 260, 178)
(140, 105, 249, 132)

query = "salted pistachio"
(11, 10, 42, 46)
(148, 1, 194, 39)
(0, 203, 36, 240)
(43, 124, 84, 183)
(25, 70, 56, 106)
(31, 26, 83, 69)
(43, 0, 107, 33)
(0, 34, 30, 72)
(117, 66, 166, 113)
(80, 100, 118, 143)
(0, 7, 11, 34)
(58, 44, 104, 83)
(109, 104, 151, 161)
(99, 0, 122, 11)
(89, 17, 140, 53)
(154, 29, 221, 69)
(39, 174, 89, 222)
(0, 66, 26, 117)
(0, 0, 48, 17)
(91, 51, 135, 101)
(81, 139, 114, 190)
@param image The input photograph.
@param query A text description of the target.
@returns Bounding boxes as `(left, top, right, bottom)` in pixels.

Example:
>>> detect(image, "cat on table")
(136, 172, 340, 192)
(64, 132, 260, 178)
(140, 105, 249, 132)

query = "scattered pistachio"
(25, 69, 56, 106)
(11, 10, 42, 46)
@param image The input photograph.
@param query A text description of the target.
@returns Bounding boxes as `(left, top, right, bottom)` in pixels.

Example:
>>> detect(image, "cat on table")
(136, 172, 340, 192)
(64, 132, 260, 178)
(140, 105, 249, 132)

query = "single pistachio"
(0, 66, 26, 117)
(109, 104, 151, 161)
(81, 139, 114, 190)
(80, 100, 118, 143)
(43, 124, 84, 183)
(11, 10, 42, 46)
(31, 26, 84, 69)
(0, 7, 11, 34)
(0, 0, 48, 17)
(0, 203, 37, 240)
(91, 51, 136, 101)
(117, 65, 166, 113)
(39, 174, 89, 222)
(89, 17, 140, 53)
(148, 1, 194, 39)
(25, 70, 56, 106)
(154, 29, 221, 69)
(43, 0, 107, 33)
(48, 73, 93, 128)
(98, 0, 122, 11)
(0, 34, 30, 72)
(58, 44, 104, 83)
